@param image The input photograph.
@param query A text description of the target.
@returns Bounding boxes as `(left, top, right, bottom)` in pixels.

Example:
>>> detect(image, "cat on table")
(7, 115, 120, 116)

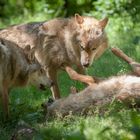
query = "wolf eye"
(95, 29, 102, 37)
(95, 30, 101, 36)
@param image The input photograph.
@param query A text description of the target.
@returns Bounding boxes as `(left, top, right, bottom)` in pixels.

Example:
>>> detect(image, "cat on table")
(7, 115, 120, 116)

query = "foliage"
(0, 0, 140, 19)
(92, 0, 140, 19)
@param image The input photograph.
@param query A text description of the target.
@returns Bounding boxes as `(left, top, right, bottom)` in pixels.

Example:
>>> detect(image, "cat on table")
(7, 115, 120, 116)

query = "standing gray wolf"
(0, 14, 108, 99)
(0, 38, 52, 119)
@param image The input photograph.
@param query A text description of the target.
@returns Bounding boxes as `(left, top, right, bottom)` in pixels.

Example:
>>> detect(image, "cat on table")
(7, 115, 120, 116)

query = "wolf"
(43, 75, 140, 117)
(0, 14, 108, 99)
(0, 38, 52, 119)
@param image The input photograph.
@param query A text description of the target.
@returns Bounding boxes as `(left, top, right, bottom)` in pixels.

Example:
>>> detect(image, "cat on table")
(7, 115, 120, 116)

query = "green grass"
(0, 15, 140, 140)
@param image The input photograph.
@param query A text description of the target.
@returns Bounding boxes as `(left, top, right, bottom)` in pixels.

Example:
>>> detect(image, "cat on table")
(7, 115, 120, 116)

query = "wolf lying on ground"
(0, 38, 52, 119)
(43, 75, 140, 117)
(0, 14, 108, 99)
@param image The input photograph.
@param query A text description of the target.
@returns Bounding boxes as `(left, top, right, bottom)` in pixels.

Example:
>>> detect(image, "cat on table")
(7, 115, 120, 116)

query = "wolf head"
(25, 46, 53, 90)
(74, 14, 108, 67)
(28, 66, 53, 90)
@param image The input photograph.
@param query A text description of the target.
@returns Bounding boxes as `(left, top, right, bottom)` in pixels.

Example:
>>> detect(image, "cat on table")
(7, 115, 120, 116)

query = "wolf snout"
(81, 55, 90, 68)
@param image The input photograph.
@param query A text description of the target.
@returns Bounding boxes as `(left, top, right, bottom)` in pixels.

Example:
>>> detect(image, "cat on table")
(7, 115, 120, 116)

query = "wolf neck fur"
(63, 18, 81, 65)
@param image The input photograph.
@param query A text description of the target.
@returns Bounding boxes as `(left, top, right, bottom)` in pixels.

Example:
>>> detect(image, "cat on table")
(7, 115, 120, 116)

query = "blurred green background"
(0, 1, 140, 140)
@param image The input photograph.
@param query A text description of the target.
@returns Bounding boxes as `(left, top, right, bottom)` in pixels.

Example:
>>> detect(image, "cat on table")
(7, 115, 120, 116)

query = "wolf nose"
(83, 63, 89, 67)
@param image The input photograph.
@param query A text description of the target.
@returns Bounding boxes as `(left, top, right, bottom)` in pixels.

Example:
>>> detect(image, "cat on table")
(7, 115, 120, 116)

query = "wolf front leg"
(1, 81, 9, 120)
(47, 67, 60, 99)
(65, 66, 95, 85)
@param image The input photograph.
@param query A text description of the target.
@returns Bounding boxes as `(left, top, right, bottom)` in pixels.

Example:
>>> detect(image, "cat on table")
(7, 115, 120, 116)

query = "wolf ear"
(75, 13, 84, 24)
(99, 18, 108, 28)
